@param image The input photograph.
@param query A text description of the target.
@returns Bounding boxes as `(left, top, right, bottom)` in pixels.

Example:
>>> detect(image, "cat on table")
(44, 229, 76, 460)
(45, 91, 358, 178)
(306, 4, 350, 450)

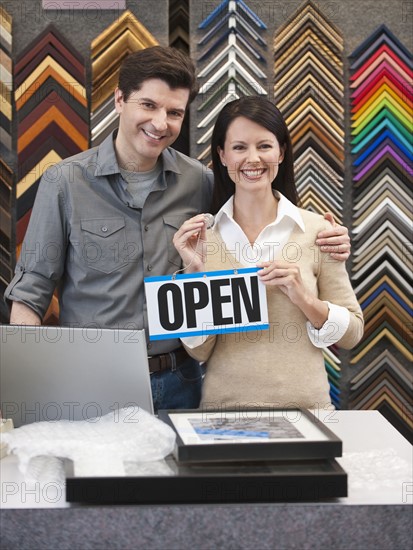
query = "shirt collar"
(214, 195, 234, 226)
(95, 131, 120, 176)
(214, 191, 305, 232)
(95, 130, 182, 177)
(274, 191, 305, 232)
(161, 147, 182, 175)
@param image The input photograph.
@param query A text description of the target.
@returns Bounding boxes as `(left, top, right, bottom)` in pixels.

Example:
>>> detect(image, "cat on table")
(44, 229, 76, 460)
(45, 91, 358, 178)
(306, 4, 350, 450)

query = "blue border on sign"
(144, 267, 261, 283)
(149, 323, 270, 340)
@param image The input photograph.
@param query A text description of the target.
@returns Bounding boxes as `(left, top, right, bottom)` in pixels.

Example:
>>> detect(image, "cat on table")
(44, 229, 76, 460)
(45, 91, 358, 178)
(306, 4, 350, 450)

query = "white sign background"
(144, 268, 269, 340)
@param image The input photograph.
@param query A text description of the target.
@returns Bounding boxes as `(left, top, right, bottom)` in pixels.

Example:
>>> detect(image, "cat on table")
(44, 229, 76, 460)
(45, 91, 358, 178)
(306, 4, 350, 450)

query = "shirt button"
(147, 264, 153, 271)
(144, 225, 149, 232)
(101, 226, 108, 233)
(147, 343, 152, 350)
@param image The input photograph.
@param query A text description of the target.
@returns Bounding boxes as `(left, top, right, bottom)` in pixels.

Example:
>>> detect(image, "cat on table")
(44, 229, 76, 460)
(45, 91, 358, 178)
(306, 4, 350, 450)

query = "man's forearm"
(9, 301, 41, 325)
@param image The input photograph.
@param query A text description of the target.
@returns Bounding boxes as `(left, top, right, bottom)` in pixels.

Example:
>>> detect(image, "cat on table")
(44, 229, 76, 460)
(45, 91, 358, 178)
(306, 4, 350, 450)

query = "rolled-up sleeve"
(316, 233, 364, 350)
(4, 171, 68, 320)
(182, 334, 217, 363)
(306, 301, 350, 348)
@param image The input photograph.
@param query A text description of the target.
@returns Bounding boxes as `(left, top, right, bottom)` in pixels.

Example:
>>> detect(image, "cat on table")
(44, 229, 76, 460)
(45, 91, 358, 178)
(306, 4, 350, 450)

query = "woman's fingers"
(174, 218, 204, 245)
(257, 262, 301, 285)
(173, 214, 212, 272)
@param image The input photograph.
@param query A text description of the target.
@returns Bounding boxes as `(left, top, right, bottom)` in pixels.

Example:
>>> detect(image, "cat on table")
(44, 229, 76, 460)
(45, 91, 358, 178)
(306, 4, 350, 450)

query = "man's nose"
(151, 109, 168, 131)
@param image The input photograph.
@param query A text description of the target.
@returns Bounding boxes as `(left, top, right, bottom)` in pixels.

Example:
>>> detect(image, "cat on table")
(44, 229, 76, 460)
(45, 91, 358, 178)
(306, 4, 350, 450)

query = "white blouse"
(184, 192, 350, 349)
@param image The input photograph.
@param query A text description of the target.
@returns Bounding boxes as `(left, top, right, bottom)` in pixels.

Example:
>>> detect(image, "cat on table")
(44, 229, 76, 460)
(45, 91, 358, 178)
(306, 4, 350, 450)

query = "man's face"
(114, 78, 190, 171)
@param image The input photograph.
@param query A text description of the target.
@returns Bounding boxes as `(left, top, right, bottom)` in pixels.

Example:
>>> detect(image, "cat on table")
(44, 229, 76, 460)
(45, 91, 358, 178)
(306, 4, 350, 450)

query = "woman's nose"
(246, 147, 261, 164)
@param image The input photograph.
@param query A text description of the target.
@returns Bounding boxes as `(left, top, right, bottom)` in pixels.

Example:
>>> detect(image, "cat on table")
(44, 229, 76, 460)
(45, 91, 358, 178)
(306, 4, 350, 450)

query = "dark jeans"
(150, 356, 204, 413)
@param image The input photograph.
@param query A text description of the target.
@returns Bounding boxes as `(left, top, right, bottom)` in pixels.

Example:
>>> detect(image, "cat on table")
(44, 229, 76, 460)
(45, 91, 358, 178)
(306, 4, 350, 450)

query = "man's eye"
(169, 111, 184, 118)
(141, 102, 154, 109)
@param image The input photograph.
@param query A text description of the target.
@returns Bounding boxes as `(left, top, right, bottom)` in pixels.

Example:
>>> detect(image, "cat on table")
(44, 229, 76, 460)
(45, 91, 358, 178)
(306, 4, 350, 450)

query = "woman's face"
(218, 116, 285, 194)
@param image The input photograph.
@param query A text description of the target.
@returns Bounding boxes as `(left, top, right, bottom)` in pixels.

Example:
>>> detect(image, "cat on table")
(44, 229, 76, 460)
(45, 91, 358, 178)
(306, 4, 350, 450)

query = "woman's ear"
(217, 147, 226, 167)
(278, 145, 286, 164)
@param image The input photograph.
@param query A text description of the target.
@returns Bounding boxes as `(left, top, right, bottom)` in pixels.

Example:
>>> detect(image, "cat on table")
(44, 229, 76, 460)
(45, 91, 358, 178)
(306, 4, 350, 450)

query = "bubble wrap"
(1, 407, 176, 478)
(340, 448, 413, 490)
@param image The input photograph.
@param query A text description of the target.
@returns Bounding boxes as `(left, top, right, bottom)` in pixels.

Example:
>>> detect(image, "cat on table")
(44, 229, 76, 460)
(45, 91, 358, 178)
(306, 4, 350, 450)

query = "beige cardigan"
(184, 209, 364, 410)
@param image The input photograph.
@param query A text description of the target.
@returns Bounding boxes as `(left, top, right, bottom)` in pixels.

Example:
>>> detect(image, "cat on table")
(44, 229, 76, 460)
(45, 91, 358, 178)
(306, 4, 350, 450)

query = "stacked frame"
(0, 6, 13, 317)
(349, 25, 413, 441)
(195, 0, 268, 163)
(169, 0, 190, 155)
(14, 25, 88, 323)
(273, 1, 345, 408)
(90, 10, 158, 147)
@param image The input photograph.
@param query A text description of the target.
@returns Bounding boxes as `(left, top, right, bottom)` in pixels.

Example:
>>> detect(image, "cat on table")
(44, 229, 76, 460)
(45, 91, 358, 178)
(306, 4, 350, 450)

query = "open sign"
(144, 268, 269, 340)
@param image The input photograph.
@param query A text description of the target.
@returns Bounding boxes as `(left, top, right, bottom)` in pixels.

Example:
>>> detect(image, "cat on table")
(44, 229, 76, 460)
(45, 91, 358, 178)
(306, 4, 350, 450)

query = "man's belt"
(148, 347, 189, 374)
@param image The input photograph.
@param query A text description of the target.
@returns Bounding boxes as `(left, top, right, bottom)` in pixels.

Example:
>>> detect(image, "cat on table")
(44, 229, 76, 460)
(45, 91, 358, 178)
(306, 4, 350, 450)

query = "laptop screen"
(0, 325, 154, 427)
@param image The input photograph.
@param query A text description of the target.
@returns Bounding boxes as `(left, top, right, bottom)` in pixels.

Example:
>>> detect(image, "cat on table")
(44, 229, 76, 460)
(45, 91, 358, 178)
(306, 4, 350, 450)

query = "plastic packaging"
(1, 407, 176, 478)
(340, 448, 412, 490)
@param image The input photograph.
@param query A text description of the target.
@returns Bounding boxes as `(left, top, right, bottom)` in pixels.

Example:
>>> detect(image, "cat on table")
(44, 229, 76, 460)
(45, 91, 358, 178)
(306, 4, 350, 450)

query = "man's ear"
(114, 87, 124, 114)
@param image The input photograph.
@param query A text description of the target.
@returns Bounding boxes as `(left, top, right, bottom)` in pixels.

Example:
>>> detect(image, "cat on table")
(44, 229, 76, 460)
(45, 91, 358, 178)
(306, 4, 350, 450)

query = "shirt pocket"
(80, 217, 128, 274)
(163, 214, 190, 267)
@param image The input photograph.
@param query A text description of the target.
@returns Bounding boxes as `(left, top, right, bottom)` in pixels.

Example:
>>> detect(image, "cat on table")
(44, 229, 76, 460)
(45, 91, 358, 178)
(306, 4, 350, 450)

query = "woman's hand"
(257, 261, 308, 304)
(316, 212, 351, 261)
(173, 214, 209, 273)
(257, 261, 329, 328)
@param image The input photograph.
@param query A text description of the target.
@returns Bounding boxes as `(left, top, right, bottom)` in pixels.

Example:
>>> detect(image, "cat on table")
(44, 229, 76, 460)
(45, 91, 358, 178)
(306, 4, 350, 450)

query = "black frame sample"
(66, 456, 347, 504)
(157, 408, 343, 463)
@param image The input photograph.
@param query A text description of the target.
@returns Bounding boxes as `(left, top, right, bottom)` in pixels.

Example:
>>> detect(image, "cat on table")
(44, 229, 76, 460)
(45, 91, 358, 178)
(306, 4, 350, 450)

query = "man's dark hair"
(210, 96, 298, 213)
(118, 46, 199, 104)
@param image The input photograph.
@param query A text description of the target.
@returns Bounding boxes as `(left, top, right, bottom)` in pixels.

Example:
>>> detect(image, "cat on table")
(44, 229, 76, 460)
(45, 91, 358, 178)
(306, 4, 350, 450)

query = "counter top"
(1, 410, 412, 549)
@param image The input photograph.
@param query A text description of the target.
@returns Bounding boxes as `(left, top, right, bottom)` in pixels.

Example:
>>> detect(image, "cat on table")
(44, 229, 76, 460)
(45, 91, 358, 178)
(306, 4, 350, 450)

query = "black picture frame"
(66, 457, 347, 504)
(158, 408, 343, 463)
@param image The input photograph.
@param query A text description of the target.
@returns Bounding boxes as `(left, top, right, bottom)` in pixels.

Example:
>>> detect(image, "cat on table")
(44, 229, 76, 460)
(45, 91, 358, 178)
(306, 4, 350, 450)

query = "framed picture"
(66, 456, 347, 504)
(158, 408, 342, 463)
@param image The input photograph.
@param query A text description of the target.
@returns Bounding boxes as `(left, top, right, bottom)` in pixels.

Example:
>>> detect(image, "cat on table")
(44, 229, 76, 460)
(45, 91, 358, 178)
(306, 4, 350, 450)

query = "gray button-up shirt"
(5, 132, 213, 354)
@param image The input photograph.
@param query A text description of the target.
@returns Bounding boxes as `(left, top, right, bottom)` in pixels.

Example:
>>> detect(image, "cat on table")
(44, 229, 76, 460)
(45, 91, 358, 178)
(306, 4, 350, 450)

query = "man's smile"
(142, 129, 165, 141)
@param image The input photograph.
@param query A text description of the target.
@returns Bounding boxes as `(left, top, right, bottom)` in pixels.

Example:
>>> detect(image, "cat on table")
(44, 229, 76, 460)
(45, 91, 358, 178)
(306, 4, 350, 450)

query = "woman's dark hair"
(210, 96, 298, 213)
(118, 46, 199, 104)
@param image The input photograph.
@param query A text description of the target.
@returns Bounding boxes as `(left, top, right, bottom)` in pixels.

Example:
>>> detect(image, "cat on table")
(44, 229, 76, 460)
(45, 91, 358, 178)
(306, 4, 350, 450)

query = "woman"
(173, 97, 364, 410)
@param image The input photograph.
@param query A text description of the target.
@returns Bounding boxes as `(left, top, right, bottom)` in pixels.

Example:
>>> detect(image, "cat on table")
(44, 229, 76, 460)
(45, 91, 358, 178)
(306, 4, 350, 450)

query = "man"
(5, 46, 351, 411)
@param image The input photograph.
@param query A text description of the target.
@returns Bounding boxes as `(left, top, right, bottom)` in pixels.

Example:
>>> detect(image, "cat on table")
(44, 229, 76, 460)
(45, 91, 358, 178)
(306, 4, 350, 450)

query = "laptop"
(0, 325, 154, 427)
